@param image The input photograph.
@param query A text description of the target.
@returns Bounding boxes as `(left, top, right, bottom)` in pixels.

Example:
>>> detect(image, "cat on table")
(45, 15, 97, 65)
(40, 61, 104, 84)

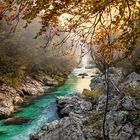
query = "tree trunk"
(103, 65, 110, 140)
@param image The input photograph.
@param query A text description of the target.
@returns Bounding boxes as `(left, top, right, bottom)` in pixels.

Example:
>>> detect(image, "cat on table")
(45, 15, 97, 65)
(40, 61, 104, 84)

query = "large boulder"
(0, 84, 17, 95)
(117, 96, 139, 110)
(30, 116, 85, 140)
(20, 76, 45, 96)
(90, 75, 105, 91)
(78, 73, 88, 77)
(13, 96, 24, 105)
(57, 95, 93, 116)
(90, 68, 123, 93)
(4, 117, 31, 125)
(119, 72, 140, 90)
(0, 99, 15, 118)
(85, 65, 95, 69)
(0, 84, 18, 118)
(106, 96, 140, 140)
(96, 95, 121, 113)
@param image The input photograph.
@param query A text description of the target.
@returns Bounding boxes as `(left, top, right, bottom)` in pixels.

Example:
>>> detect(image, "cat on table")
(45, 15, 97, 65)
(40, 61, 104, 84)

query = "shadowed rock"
(0, 130, 7, 135)
(78, 73, 88, 79)
(4, 117, 31, 125)
(43, 79, 59, 86)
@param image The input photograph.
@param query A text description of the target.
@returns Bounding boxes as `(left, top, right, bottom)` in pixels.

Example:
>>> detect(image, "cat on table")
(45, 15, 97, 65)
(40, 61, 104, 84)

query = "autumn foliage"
(0, 0, 140, 66)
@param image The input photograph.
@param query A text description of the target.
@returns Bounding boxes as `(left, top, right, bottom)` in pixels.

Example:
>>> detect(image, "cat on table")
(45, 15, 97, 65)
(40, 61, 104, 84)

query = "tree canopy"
(0, 0, 140, 64)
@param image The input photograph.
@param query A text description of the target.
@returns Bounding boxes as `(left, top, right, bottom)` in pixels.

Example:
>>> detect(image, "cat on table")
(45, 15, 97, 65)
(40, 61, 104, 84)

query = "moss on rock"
(81, 89, 102, 101)
(125, 87, 140, 104)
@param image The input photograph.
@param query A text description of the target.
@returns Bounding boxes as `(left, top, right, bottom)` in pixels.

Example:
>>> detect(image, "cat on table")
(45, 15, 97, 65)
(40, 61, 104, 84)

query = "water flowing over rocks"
(30, 70, 140, 140)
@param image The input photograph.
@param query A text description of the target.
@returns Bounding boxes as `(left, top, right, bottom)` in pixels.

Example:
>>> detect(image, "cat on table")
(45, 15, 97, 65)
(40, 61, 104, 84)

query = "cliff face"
(30, 69, 140, 140)
(0, 75, 63, 119)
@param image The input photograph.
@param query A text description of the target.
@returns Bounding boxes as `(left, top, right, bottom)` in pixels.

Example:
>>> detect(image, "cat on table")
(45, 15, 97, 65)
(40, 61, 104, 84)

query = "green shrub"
(55, 77, 65, 85)
(0, 54, 26, 87)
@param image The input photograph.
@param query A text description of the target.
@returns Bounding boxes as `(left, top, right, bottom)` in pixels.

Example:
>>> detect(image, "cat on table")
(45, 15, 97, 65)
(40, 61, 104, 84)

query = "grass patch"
(56, 77, 65, 85)
(81, 89, 102, 100)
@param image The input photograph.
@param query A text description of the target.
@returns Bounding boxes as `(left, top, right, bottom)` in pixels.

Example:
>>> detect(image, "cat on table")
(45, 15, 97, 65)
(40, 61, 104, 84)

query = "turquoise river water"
(0, 68, 93, 140)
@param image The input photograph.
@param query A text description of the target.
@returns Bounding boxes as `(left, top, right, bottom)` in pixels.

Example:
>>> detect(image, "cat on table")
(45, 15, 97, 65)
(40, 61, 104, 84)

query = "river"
(0, 68, 94, 140)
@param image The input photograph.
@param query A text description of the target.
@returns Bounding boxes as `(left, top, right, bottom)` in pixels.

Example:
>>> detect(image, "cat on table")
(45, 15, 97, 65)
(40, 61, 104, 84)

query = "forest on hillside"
(0, 19, 76, 87)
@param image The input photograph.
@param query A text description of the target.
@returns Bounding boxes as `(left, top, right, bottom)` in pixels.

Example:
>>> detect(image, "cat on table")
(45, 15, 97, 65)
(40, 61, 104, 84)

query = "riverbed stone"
(4, 117, 31, 125)
(20, 76, 45, 96)
(117, 96, 139, 110)
(13, 96, 24, 105)
(119, 72, 140, 90)
(57, 95, 93, 116)
(90, 68, 124, 94)
(0, 99, 15, 118)
(30, 116, 85, 140)
(43, 79, 59, 86)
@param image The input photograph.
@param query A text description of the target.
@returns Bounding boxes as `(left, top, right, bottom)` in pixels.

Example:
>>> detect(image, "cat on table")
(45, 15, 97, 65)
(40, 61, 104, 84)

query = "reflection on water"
(76, 77, 92, 92)
(72, 68, 96, 93)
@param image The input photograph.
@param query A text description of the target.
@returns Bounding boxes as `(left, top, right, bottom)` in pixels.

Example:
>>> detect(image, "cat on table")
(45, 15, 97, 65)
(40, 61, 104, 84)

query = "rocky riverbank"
(0, 75, 65, 119)
(30, 69, 140, 140)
